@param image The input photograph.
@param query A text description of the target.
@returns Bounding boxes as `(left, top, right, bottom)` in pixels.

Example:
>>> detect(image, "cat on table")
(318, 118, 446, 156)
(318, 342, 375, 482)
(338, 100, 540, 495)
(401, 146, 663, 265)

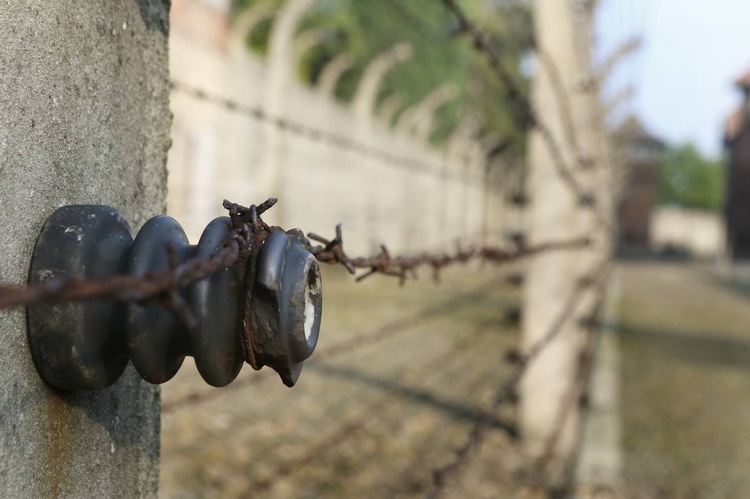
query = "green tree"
(231, 0, 532, 153)
(659, 143, 724, 211)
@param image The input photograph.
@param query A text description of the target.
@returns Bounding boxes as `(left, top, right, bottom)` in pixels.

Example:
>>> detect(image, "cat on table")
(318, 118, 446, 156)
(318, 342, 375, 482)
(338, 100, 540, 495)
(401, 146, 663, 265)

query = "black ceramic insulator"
(27, 206, 133, 390)
(126, 215, 244, 387)
(250, 229, 322, 387)
(26, 205, 316, 391)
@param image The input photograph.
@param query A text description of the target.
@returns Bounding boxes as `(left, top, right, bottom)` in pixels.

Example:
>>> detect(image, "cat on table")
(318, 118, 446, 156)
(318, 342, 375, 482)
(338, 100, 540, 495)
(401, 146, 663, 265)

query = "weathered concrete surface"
(521, 0, 606, 467)
(0, 1, 170, 497)
(577, 272, 622, 495)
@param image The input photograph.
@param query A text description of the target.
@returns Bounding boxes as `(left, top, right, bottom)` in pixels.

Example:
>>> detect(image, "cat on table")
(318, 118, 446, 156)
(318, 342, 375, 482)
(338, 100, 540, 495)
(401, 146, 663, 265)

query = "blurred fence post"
(352, 43, 413, 119)
(316, 53, 354, 96)
(261, 0, 320, 225)
(0, 1, 170, 496)
(520, 0, 600, 469)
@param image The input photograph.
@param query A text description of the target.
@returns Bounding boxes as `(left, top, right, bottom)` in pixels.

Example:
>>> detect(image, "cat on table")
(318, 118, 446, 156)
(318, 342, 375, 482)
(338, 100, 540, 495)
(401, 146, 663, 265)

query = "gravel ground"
(160, 263, 524, 498)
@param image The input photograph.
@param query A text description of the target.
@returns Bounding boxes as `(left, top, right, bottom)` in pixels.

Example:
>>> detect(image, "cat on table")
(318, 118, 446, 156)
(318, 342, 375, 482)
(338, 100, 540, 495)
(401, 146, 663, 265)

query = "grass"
(616, 261, 750, 498)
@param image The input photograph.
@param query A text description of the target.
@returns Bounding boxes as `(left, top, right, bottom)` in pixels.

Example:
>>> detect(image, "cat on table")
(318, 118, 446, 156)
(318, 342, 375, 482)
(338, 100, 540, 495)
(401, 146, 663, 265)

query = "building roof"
(725, 66, 750, 142)
(615, 115, 663, 146)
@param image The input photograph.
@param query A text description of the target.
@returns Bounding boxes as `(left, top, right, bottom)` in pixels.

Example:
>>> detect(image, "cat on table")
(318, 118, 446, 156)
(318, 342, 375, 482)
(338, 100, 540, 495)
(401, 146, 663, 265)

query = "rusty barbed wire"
(0, 198, 588, 315)
(430, 4, 617, 487)
(162, 4, 615, 497)
(306, 224, 591, 285)
(427, 260, 610, 498)
(4, 192, 602, 495)
(0, 199, 278, 330)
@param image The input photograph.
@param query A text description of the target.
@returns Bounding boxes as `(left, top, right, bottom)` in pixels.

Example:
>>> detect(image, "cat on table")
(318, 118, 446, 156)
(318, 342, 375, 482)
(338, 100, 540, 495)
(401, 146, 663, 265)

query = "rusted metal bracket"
(26, 205, 322, 391)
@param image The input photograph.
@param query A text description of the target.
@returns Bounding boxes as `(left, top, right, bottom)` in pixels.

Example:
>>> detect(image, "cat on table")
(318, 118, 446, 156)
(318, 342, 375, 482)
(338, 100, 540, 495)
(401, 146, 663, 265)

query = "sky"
(596, 0, 750, 158)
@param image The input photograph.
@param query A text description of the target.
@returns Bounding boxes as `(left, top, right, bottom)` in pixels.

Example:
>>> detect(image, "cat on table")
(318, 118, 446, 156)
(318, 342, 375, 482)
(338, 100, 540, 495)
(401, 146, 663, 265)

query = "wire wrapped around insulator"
(26, 205, 322, 391)
(125, 215, 245, 387)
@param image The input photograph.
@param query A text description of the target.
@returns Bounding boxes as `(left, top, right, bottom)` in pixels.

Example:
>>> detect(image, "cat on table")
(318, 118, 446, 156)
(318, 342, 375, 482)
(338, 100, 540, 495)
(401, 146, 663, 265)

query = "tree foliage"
(659, 143, 724, 211)
(231, 0, 532, 155)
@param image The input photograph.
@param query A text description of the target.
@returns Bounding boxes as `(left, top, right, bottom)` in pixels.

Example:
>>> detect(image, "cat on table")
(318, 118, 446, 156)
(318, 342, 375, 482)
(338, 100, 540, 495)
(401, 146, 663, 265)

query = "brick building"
(615, 116, 664, 255)
(724, 70, 750, 259)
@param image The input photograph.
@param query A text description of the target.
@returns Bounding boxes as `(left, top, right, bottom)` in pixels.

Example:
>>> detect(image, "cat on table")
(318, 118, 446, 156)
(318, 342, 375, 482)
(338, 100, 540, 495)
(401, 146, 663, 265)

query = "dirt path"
(617, 261, 750, 498)
(160, 264, 522, 498)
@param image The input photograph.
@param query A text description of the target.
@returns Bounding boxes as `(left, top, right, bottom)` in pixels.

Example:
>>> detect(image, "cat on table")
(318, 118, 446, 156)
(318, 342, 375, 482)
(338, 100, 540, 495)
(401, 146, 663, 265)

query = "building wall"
(166, 0, 509, 256)
(650, 206, 726, 259)
(726, 104, 750, 259)
(619, 161, 657, 250)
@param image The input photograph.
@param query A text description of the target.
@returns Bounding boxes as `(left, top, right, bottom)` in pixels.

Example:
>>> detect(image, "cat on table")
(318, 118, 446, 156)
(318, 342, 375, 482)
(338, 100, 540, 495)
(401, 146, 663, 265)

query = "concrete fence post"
(351, 43, 413, 119)
(521, 0, 596, 466)
(229, 1, 276, 51)
(316, 52, 353, 96)
(0, 1, 171, 496)
(397, 84, 457, 141)
(294, 27, 326, 60)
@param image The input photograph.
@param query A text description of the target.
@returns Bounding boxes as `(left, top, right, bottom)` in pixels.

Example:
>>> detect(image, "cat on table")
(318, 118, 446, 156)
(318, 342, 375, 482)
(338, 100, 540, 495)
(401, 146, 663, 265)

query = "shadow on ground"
(615, 322, 750, 373)
(616, 261, 750, 499)
(310, 362, 518, 437)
